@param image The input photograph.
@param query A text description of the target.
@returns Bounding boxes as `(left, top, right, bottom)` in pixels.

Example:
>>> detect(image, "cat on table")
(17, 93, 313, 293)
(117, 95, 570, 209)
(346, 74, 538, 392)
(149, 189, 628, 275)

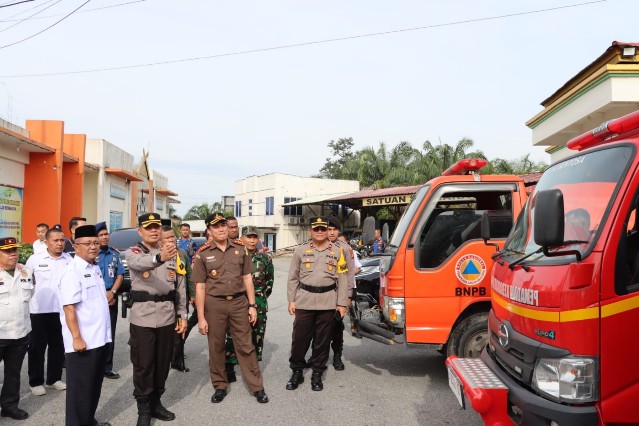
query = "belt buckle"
(226, 295, 233, 300)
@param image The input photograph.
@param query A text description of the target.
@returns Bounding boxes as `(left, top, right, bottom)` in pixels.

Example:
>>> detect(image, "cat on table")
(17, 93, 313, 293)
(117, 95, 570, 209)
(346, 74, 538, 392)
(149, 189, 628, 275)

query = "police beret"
(0, 237, 20, 250)
(242, 226, 258, 236)
(95, 221, 108, 233)
(75, 225, 97, 239)
(310, 217, 329, 228)
(205, 212, 226, 227)
(138, 213, 161, 228)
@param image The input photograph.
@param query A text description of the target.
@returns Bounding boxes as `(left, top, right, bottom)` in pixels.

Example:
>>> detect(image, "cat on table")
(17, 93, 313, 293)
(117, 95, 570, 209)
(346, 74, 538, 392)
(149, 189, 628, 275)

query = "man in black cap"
(125, 213, 187, 426)
(96, 221, 125, 379)
(192, 212, 269, 404)
(58, 225, 112, 426)
(286, 217, 349, 391)
(0, 237, 34, 421)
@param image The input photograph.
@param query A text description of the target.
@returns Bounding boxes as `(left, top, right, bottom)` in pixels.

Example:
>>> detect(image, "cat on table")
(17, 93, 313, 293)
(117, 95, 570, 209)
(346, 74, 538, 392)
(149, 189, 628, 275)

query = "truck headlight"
(383, 297, 404, 327)
(532, 356, 598, 403)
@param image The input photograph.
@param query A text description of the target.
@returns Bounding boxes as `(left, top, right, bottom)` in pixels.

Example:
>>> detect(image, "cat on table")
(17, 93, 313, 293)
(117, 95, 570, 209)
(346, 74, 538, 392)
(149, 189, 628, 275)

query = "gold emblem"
(149, 214, 155, 219)
(211, 270, 218, 277)
(328, 265, 333, 271)
(226, 295, 233, 300)
(305, 249, 313, 253)
(235, 250, 239, 255)
(169, 271, 175, 279)
(21, 269, 28, 277)
(305, 263, 310, 269)
(142, 271, 150, 279)
(330, 251, 335, 255)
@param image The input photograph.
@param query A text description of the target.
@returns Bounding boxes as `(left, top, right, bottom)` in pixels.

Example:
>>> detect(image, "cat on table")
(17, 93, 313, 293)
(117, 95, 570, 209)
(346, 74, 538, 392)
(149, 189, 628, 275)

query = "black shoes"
(150, 395, 175, 421)
(311, 372, 323, 391)
(1, 407, 28, 420)
(253, 390, 269, 403)
(104, 371, 120, 379)
(333, 354, 345, 371)
(286, 370, 304, 390)
(135, 397, 151, 426)
(170, 362, 189, 373)
(211, 389, 227, 403)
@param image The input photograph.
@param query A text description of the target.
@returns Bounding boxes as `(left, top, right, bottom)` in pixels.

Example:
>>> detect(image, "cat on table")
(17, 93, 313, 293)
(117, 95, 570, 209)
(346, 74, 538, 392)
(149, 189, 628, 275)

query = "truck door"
(403, 183, 517, 344)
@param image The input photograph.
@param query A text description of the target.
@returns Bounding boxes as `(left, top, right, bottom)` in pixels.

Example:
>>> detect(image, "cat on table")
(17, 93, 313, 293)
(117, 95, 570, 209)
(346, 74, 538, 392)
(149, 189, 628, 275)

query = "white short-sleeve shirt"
(32, 239, 47, 255)
(0, 265, 34, 340)
(58, 256, 112, 353)
(26, 251, 72, 314)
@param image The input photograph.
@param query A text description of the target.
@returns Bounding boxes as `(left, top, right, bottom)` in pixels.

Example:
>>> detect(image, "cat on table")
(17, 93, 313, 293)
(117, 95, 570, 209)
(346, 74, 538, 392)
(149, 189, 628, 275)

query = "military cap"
(0, 237, 20, 250)
(95, 221, 108, 233)
(138, 213, 162, 228)
(75, 225, 97, 239)
(241, 225, 258, 236)
(160, 218, 172, 227)
(205, 212, 227, 227)
(310, 216, 329, 228)
(327, 216, 341, 229)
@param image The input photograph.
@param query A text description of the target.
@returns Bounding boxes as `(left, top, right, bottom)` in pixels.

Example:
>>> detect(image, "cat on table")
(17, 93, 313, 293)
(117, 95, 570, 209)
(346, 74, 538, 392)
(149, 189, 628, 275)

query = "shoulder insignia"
(233, 238, 244, 246)
(130, 247, 142, 254)
(305, 249, 314, 253)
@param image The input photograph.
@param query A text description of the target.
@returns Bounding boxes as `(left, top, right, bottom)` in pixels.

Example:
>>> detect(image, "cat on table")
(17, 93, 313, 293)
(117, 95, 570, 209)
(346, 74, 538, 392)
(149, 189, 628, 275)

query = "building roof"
(281, 191, 357, 206)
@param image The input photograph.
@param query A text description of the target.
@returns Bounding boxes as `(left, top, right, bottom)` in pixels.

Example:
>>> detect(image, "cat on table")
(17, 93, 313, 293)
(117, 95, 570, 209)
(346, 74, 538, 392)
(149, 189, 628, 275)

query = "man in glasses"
(125, 213, 187, 426)
(286, 217, 349, 392)
(25, 226, 71, 396)
(0, 237, 34, 420)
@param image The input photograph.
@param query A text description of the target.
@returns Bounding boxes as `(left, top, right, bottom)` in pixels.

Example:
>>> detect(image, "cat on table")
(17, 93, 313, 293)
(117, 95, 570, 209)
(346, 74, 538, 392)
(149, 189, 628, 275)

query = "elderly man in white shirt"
(25, 226, 71, 396)
(0, 237, 34, 421)
(58, 225, 112, 426)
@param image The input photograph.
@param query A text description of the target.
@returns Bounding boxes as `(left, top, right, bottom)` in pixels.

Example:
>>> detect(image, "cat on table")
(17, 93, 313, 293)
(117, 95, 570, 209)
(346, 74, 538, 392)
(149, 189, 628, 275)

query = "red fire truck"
(446, 109, 639, 425)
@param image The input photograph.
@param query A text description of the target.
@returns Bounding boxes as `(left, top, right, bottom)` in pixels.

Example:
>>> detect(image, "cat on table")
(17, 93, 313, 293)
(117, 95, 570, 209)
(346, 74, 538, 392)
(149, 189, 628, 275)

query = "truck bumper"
(446, 351, 599, 426)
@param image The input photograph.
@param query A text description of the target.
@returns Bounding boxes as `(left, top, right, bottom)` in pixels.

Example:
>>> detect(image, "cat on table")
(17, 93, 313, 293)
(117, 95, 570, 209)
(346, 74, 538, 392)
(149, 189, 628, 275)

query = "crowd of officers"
(0, 212, 359, 425)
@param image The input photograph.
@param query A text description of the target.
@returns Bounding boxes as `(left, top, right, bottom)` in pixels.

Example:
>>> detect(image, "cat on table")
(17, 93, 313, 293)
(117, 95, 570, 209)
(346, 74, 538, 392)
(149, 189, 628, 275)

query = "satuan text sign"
(363, 194, 414, 206)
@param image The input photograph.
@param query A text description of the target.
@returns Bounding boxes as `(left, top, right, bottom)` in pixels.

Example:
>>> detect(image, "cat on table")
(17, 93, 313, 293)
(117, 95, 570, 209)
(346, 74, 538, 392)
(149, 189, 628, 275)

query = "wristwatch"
(111, 289, 118, 295)
(248, 303, 258, 308)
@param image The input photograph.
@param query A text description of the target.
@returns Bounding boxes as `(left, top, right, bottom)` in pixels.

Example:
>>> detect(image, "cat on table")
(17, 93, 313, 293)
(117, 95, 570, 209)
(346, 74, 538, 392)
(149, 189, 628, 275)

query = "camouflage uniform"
(225, 250, 274, 364)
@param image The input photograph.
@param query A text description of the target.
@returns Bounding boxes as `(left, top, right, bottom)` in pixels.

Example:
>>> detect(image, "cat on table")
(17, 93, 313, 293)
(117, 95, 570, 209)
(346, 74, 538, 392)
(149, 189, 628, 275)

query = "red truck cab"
(447, 109, 639, 425)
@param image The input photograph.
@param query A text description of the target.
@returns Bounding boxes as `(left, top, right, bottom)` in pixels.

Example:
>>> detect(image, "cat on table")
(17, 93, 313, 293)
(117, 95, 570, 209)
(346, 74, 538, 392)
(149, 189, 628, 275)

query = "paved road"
(2, 255, 483, 425)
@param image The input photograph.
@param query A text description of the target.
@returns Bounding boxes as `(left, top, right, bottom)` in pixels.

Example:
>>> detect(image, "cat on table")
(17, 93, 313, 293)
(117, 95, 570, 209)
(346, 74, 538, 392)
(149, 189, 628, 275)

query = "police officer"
(58, 225, 112, 426)
(192, 212, 268, 404)
(95, 221, 125, 379)
(0, 237, 34, 420)
(125, 213, 187, 426)
(287, 217, 349, 391)
(326, 217, 356, 371)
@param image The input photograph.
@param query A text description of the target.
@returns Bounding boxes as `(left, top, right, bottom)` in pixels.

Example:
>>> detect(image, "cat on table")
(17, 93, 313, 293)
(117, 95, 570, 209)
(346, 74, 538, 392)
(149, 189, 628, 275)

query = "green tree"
(319, 137, 356, 179)
(183, 202, 221, 220)
(485, 153, 548, 174)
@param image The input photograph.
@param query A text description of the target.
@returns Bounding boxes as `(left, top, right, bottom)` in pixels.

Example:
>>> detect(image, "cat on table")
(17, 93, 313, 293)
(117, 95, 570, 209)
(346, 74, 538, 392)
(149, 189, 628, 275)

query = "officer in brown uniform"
(287, 217, 349, 391)
(124, 213, 187, 426)
(192, 212, 268, 404)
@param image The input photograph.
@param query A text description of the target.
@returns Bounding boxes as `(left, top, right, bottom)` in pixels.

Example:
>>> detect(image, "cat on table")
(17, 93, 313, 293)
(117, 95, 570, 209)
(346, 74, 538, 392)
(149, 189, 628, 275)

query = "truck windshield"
(388, 185, 429, 250)
(503, 145, 633, 264)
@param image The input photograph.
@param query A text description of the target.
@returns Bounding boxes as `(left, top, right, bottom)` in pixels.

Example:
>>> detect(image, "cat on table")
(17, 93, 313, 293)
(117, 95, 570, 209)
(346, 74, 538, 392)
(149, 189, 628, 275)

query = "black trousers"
(0, 334, 29, 410)
(28, 313, 65, 387)
(330, 319, 345, 355)
(289, 309, 335, 373)
(172, 305, 198, 365)
(65, 345, 108, 426)
(129, 323, 174, 398)
(104, 300, 118, 373)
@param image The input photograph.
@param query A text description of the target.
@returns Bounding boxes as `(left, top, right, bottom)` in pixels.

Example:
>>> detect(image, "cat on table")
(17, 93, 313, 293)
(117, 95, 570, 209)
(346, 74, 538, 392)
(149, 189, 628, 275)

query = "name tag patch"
(84, 274, 91, 278)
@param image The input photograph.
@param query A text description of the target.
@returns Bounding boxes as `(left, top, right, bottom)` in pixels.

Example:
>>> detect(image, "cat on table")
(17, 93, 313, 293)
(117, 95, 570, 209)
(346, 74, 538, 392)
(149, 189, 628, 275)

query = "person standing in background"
(32, 223, 49, 255)
(63, 217, 87, 257)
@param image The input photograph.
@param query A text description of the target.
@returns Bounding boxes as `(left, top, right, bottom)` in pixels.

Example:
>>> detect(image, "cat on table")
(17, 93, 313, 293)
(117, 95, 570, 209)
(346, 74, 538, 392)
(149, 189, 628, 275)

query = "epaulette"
(195, 242, 211, 254)
(130, 247, 142, 254)
(135, 242, 150, 254)
(233, 238, 244, 246)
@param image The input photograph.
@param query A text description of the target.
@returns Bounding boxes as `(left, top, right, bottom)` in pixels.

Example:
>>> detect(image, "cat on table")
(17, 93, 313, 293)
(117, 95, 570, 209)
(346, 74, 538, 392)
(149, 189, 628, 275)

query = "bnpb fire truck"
(447, 109, 639, 425)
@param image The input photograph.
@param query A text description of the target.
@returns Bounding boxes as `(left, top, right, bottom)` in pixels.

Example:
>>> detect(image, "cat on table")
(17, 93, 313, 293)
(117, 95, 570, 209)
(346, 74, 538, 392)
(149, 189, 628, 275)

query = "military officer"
(287, 217, 349, 391)
(0, 237, 34, 421)
(326, 217, 356, 371)
(125, 213, 187, 426)
(224, 226, 274, 381)
(192, 212, 269, 404)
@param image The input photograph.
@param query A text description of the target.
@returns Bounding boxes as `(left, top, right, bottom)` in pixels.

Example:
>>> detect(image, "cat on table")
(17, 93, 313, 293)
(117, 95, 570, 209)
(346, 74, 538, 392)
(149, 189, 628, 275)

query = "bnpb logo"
(455, 254, 486, 286)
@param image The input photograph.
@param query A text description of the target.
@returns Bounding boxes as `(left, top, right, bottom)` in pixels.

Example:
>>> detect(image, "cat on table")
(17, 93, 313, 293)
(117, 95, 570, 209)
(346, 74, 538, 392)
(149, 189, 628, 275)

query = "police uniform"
(0, 237, 34, 420)
(287, 217, 349, 391)
(125, 213, 187, 424)
(25, 248, 71, 391)
(191, 212, 267, 403)
(57, 225, 111, 426)
(95, 221, 126, 377)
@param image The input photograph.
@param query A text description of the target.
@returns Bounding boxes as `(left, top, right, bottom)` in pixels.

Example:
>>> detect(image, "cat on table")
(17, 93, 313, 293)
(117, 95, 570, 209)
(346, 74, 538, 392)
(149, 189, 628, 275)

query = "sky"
(0, 0, 636, 216)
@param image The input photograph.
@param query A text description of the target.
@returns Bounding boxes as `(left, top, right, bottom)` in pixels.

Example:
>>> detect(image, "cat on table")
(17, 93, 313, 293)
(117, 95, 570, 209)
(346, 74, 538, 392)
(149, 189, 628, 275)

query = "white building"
(234, 173, 360, 251)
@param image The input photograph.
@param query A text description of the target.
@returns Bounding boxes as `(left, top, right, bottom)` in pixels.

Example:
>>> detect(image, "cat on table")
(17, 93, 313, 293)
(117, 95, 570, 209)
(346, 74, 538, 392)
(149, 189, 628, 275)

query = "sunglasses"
(312, 227, 328, 232)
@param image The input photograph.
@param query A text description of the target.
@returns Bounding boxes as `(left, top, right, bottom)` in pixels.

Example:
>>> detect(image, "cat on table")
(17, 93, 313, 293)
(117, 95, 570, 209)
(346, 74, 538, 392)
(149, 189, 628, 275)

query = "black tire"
(446, 312, 489, 358)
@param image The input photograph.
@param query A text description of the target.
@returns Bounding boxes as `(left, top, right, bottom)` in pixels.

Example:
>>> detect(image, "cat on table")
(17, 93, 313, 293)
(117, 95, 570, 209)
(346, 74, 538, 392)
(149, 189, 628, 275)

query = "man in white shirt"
(58, 225, 112, 426)
(32, 223, 48, 255)
(0, 237, 34, 421)
(25, 226, 71, 396)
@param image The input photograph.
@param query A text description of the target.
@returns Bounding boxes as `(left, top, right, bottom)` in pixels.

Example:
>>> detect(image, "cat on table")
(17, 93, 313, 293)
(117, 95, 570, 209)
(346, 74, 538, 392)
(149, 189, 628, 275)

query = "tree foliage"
(183, 202, 222, 220)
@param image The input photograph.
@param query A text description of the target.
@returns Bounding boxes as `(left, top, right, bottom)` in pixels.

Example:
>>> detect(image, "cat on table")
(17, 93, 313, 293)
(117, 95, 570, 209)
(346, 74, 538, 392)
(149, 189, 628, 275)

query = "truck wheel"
(446, 312, 488, 358)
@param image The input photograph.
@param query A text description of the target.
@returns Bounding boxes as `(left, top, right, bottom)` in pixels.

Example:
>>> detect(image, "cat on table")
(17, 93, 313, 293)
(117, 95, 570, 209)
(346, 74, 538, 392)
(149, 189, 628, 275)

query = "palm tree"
(183, 202, 221, 220)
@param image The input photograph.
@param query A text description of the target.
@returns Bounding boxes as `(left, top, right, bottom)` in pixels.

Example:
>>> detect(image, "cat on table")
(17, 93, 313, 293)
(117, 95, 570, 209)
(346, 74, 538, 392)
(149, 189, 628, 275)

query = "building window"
(265, 196, 274, 216)
(284, 197, 302, 216)
(248, 199, 253, 217)
(109, 211, 123, 231)
(235, 200, 242, 217)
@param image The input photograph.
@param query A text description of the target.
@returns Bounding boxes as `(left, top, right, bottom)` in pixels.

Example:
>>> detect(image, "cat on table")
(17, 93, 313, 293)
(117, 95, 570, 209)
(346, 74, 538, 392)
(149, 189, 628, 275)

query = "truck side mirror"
(382, 223, 389, 243)
(362, 216, 376, 245)
(481, 211, 499, 251)
(534, 189, 565, 247)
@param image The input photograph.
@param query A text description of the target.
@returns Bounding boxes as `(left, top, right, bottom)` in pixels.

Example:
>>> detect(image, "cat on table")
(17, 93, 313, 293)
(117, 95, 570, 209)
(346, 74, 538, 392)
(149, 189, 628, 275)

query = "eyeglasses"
(312, 227, 328, 232)
(75, 242, 100, 247)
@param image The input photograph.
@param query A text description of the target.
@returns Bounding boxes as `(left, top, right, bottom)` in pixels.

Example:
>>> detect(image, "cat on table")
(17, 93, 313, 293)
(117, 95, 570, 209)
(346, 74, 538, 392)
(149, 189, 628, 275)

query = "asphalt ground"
(1, 255, 483, 426)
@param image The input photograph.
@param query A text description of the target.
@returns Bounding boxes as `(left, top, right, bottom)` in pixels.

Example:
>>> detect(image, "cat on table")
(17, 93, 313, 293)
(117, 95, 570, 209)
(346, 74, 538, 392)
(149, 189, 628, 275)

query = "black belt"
(299, 283, 336, 293)
(130, 290, 176, 303)
(213, 291, 246, 300)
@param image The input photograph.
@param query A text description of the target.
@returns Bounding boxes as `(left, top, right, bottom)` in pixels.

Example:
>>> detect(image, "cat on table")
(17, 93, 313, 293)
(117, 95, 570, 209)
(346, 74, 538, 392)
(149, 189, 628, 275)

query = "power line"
(0, 0, 63, 34)
(0, 0, 606, 78)
(0, 0, 35, 8)
(0, 0, 91, 50)
(0, 0, 146, 22)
